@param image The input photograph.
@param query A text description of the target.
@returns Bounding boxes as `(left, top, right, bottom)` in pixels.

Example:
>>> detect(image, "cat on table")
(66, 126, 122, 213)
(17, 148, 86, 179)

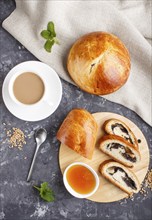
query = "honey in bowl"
(66, 165, 96, 194)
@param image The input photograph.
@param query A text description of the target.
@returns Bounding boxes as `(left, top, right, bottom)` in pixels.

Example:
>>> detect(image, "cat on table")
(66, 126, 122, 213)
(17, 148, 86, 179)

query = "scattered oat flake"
(145, 169, 152, 189)
(7, 128, 26, 150)
(140, 169, 152, 196)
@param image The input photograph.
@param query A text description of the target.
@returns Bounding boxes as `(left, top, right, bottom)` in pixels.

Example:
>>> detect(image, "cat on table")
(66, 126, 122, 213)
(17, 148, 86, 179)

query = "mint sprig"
(34, 182, 55, 202)
(41, 21, 59, 53)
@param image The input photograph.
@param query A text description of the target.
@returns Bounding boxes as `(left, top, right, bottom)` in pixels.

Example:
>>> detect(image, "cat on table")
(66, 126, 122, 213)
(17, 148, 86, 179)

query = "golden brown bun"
(67, 32, 131, 95)
(99, 160, 140, 195)
(56, 109, 98, 159)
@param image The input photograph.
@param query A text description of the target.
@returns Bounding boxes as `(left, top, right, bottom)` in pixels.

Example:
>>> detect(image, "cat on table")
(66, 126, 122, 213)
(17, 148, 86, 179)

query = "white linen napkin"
(2, 0, 152, 126)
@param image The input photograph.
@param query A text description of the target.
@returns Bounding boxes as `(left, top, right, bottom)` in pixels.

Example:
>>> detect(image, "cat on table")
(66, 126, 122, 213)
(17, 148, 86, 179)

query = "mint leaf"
(34, 182, 55, 202)
(41, 30, 51, 40)
(47, 21, 56, 37)
(44, 39, 55, 53)
(41, 21, 59, 53)
(40, 182, 55, 202)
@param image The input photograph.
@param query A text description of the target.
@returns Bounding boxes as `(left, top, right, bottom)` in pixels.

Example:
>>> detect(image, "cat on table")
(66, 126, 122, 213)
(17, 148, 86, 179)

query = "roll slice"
(99, 160, 140, 195)
(103, 119, 138, 149)
(99, 135, 140, 167)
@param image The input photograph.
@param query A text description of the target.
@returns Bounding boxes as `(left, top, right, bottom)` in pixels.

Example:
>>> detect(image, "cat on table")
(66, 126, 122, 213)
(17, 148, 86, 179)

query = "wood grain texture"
(59, 112, 150, 203)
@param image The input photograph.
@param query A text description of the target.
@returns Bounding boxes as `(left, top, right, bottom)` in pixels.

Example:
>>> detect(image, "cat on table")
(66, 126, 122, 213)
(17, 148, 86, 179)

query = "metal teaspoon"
(27, 128, 47, 182)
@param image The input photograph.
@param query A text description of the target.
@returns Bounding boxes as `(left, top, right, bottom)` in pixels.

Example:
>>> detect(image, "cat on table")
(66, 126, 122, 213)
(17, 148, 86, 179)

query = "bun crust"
(57, 109, 98, 159)
(67, 32, 131, 95)
(99, 160, 140, 195)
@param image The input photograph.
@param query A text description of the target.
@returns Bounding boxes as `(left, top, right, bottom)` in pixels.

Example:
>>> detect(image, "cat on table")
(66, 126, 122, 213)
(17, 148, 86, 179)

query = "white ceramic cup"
(7, 61, 62, 109)
(8, 70, 52, 107)
(2, 61, 62, 121)
(63, 162, 100, 199)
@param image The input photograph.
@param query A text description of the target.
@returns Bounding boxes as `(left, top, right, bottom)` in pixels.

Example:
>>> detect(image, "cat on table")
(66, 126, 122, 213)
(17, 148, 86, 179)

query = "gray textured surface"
(0, 1, 152, 220)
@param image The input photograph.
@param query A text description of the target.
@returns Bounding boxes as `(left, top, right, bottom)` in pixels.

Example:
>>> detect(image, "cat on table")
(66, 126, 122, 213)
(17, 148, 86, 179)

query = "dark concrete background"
(0, 1, 152, 220)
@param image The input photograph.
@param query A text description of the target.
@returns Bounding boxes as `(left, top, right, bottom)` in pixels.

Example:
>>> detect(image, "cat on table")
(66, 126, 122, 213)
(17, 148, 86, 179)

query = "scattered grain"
(7, 128, 26, 150)
(145, 169, 152, 189)
(139, 168, 152, 196)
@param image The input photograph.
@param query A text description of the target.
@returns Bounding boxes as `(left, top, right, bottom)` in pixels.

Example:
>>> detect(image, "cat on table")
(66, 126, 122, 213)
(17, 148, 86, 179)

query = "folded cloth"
(2, 0, 152, 126)
(110, 0, 152, 43)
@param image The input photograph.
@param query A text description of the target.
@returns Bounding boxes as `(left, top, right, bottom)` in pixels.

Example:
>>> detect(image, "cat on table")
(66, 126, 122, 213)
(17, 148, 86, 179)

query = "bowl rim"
(63, 162, 100, 198)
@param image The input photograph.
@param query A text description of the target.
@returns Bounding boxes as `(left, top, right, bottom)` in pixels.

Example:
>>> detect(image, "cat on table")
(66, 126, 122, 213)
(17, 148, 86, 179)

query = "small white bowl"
(63, 162, 99, 198)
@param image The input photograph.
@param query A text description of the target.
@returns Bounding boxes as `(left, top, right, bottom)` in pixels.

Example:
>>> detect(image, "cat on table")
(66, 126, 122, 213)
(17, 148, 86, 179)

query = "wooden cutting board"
(59, 112, 150, 203)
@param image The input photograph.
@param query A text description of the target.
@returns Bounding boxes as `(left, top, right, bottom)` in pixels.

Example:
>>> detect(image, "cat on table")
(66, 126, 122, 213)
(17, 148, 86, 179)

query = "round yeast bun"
(67, 32, 131, 95)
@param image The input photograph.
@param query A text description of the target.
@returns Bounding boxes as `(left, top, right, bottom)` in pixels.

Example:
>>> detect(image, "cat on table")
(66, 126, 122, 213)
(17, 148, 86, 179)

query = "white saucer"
(2, 61, 62, 121)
